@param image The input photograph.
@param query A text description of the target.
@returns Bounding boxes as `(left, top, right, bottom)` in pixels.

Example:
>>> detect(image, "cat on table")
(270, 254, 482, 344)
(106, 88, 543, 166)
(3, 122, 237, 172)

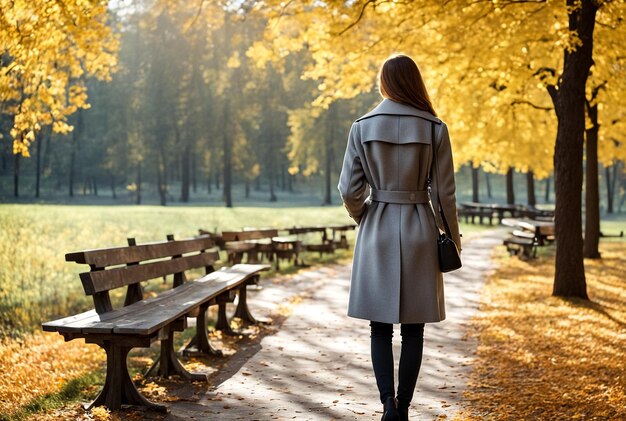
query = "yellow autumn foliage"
(250, 0, 626, 177)
(0, 332, 104, 417)
(0, 0, 119, 156)
(456, 242, 626, 419)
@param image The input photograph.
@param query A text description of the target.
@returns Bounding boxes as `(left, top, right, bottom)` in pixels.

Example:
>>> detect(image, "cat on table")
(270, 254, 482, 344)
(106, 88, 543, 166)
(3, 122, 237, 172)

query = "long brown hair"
(378, 54, 437, 116)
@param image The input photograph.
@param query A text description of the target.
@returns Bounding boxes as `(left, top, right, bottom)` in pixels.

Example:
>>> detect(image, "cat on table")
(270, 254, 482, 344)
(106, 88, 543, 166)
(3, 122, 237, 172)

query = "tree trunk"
(583, 100, 600, 259)
(180, 142, 190, 202)
(136, 162, 142, 205)
(544, 176, 551, 203)
(35, 132, 42, 198)
(192, 153, 197, 194)
(546, 0, 597, 299)
(323, 108, 335, 205)
(13, 153, 19, 197)
(281, 165, 286, 191)
(69, 141, 76, 197)
(506, 167, 515, 205)
(207, 171, 212, 195)
(617, 175, 626, 213)
(471, 164, 479, 202)
(92, 176, 98, 196)
(245, 180, 250, 198)
(269, 172, 277, 202)
(111, 174, 117, 199)
(526, 171, 536, 207)
(605, 163, 617, 214)
(69, 110, 83, 198)
(42, 129, 52, 175)
(485, 171, 492, 199)
(222, 101, 232, 208)
(157, 149, 167, 206)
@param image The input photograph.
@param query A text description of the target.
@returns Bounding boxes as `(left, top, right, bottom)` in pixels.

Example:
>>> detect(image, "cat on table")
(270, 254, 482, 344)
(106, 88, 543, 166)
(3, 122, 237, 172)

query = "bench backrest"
(221, 229, 279, 242)
(66, 235, 220, 314)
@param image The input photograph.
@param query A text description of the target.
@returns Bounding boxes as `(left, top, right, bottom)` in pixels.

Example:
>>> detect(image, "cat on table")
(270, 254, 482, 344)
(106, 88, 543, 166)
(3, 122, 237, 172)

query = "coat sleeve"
(338, 122, 368, 225)
(435, 122, 462, 251)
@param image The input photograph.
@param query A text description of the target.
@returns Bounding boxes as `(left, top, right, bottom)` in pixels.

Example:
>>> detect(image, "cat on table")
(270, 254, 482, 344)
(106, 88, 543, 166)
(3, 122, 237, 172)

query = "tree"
(252, 0, 626, 299)
(0, 0, 119, 156)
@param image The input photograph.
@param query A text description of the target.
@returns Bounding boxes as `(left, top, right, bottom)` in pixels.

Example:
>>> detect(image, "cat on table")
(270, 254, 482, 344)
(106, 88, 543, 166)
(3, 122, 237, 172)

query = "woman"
(338, 54, 461, 421)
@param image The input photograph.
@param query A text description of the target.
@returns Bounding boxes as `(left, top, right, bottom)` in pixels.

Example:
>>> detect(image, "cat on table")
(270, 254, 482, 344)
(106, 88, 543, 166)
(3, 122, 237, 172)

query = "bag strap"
(428, 122, 452, 236)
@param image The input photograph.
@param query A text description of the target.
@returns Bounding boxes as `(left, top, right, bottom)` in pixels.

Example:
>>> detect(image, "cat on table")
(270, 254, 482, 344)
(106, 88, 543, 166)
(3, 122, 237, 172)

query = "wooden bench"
(219, 228, 302, 270)
(502, 218, 556, 259)
(329, 224, 357, 249)
(287, 226, 335, 256)
(458, 205, 494, 225)
(221, 229, 279, 265)
(515, 205, 555, 220)
(503, 232, 536, 259)
(42, 235, 269, 411)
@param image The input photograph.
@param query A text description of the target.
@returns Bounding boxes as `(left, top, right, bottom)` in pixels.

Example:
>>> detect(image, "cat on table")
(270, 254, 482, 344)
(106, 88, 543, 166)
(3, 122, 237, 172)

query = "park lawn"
(0, 204, 351, 418)
(0, 204, 354, 337)
(457, 240, 626, 420)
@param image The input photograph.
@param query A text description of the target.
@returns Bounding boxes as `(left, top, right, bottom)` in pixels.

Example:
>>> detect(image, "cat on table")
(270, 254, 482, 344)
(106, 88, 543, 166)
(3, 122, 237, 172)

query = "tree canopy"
(0, 0, 119, 156)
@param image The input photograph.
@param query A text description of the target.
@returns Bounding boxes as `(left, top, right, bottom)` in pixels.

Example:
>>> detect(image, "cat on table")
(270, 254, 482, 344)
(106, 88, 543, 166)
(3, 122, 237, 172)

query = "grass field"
(0, 204, 361, 338)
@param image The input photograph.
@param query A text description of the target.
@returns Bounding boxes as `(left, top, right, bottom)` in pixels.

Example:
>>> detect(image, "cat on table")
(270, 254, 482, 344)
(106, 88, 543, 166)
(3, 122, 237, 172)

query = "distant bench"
(502, 218, 555, 259)
(459, 202, 555, 225)
(42, 235, 268, 411)
(202, 224, 356, 270)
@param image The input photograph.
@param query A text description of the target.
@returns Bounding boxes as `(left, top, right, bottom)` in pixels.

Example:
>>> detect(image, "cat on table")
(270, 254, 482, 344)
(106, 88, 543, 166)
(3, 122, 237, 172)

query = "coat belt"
(370, 189, 430, 204)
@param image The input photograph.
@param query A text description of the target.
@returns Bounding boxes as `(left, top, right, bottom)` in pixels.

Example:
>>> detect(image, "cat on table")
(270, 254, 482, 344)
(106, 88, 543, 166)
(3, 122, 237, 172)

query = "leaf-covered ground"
(0, 270, 310, 421)
(456, 241, 626, 420)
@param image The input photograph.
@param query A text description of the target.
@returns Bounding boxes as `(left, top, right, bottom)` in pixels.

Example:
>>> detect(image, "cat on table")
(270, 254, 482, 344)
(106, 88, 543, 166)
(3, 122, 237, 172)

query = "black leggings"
(370, 321, 425, 406)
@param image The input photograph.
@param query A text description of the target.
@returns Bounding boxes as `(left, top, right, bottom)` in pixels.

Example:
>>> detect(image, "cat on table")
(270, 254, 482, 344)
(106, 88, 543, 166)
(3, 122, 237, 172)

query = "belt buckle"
(409, 193, 416, 201)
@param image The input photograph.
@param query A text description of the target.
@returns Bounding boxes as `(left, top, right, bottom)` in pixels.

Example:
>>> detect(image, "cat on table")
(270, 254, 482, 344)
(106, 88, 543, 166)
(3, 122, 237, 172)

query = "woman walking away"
(338, 54, 461, 421)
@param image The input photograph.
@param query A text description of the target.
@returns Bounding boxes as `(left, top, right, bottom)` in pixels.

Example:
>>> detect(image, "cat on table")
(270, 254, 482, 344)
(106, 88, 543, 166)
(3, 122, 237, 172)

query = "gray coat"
(338, 99, 461, 324)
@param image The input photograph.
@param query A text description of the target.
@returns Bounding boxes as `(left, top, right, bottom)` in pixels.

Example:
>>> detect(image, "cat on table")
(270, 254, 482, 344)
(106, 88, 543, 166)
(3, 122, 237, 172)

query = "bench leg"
(233, 283, 257, 325)
(184, 303, 223, 357)
(151, 333, 208, 382)
(90, 342, 167, 412)
(247, 250, 260, 263)
(215, 298, 237, 336)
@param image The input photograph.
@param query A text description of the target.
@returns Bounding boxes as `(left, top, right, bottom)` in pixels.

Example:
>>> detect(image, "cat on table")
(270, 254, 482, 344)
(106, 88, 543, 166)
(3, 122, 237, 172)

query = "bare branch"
(337, 0, 376, 36)
(511, 99, 553, 111)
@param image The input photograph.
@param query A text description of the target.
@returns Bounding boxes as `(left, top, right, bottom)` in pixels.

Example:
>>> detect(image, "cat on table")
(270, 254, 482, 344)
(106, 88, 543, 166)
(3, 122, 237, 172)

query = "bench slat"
(111, 265, 269, 335)
(66, 236, 214, 267)
(512, 229, 535, 239)
(80, 251, 220, 295)
(221, 230, 279, 242)
(45, 282, 199, 333)
(503, 237, 534, 246)
(42, 309, 100, 332)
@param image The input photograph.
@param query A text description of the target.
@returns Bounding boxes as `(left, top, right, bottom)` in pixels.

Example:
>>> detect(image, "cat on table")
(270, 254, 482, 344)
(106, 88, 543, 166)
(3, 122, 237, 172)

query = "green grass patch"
(0, 204, 355, 337)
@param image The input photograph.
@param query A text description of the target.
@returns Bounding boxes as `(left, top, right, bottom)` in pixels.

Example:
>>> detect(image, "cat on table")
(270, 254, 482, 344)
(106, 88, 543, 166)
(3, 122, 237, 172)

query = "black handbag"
(438, 232, 462, 273)
(428, 123, 462, 273)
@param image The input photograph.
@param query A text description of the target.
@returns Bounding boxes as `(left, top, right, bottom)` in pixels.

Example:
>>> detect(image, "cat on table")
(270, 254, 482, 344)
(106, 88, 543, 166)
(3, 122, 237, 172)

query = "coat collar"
(356, 99, 442, 124)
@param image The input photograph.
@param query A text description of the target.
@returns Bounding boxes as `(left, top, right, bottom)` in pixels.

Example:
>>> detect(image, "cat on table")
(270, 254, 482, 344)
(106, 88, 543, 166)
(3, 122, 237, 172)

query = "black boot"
(381, 396, 400, 421)
(396, 399, 409, 421)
